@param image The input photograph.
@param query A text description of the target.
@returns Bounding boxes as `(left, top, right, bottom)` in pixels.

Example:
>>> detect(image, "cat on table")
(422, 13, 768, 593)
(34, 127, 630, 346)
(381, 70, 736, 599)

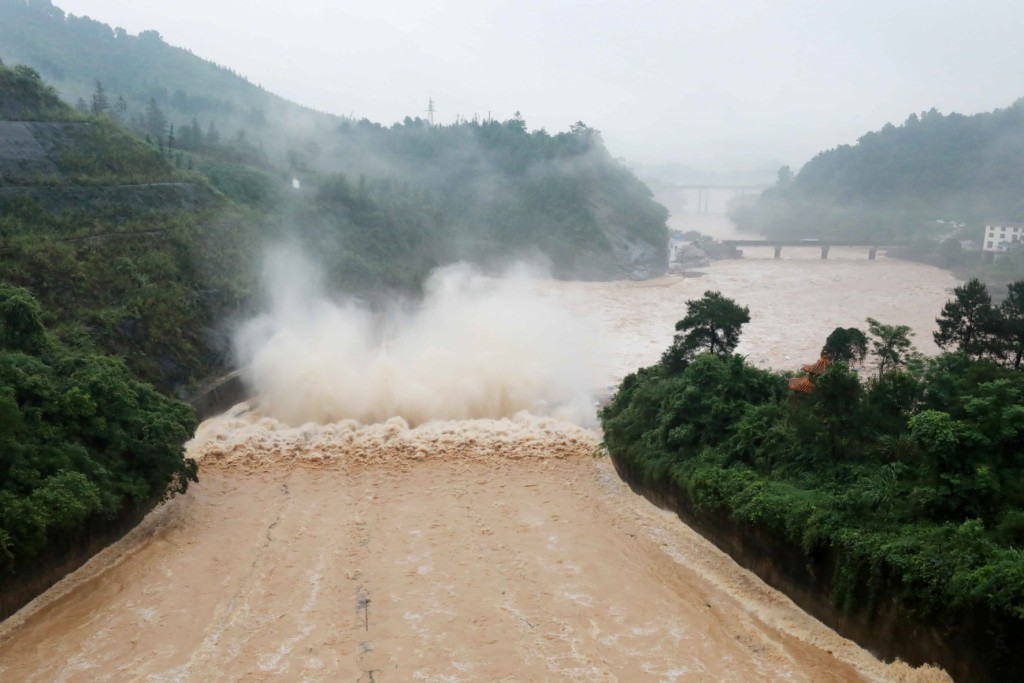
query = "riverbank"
(0, 421, 946, 682)
(0, 241, 965, 680)
(605, 444, 1018, 683)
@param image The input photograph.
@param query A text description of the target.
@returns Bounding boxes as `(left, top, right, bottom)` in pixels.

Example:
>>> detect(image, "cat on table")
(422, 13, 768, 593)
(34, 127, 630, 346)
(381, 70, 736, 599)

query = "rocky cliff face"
(589, 190, 668, 281)
(606, 221, 667, 280)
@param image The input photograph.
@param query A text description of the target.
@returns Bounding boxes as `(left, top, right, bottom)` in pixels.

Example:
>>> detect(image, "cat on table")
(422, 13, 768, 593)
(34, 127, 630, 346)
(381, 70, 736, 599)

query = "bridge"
(657, 184, 771, 213)
(720, 239, 913, 260)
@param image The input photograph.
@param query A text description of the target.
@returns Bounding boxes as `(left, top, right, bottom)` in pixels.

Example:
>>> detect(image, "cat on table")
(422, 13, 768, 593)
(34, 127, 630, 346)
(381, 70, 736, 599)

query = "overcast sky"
(54, 0, 1024, 172)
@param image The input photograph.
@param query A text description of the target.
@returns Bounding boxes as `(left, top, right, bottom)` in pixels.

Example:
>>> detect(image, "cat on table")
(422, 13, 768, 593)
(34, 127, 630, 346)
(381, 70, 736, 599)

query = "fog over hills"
(43, 0, 1024, 171)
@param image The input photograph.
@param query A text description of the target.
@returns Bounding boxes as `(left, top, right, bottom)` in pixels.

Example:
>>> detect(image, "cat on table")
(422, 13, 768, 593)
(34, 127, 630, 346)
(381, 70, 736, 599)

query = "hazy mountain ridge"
(0, 58, 201, 601)
(1, 0, 668, 279)
(731, 101, 1024, 242)
(0, 0, 337, 153)
(0, 59, 258, 394)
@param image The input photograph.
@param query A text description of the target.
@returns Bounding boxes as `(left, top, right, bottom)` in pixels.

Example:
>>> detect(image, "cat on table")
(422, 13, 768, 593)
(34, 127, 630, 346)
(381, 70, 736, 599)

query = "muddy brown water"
(0, 216, 958, 681)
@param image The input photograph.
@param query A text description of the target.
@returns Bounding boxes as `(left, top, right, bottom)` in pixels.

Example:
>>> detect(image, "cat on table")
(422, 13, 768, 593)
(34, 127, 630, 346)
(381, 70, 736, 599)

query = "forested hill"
(0, 60, 255, 393)
(0, 61, 201, 609)
(0, 5, 667, 615)
(731, 101, 1024, 241)
(0, 0, 668, 279)
(0, 0, 338, 154)
(321, 117, 669, 279)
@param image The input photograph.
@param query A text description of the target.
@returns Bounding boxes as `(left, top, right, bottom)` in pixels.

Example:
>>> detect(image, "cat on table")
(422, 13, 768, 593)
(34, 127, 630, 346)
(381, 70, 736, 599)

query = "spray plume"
(233, 247, 605, 427)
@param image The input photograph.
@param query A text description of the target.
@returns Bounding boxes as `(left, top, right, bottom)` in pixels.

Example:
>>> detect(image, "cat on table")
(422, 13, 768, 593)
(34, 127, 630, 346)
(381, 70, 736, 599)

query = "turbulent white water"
(234, 248, 605, 428)
(0, 217, 960, 682)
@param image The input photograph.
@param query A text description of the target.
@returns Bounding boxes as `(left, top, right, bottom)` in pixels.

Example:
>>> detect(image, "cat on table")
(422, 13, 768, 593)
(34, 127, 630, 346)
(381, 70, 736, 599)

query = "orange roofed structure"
(788, 354, 831, 394)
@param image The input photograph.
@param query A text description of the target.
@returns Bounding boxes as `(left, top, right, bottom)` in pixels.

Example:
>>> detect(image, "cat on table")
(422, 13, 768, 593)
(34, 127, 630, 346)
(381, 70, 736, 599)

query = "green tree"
(206, 121, 220, 146)
(811, 362, 865, 459)
(867, 317, 915, 378)
(143, 97, 167, 144)
(0, 284, 47, 353)
(0, 286, 198, 573)
(934, 278, 997, 359)
(776, 165, 794, 187)
(908, 409, 997, 521)
(670, 290, 751, 362)
(822, 326, 868, 365)
(178, 117, 203, 150)
(90, 79, 109, 116)
(998, 280, 1024, 369)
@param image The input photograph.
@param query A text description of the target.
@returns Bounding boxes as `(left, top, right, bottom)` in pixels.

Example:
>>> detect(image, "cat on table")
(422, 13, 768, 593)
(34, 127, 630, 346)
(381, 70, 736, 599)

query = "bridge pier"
(720, 239, 910, 259)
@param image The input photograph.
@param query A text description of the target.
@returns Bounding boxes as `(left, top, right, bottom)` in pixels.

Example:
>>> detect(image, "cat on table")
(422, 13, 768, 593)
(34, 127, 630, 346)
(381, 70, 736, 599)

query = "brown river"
(0, 216, 957, 682)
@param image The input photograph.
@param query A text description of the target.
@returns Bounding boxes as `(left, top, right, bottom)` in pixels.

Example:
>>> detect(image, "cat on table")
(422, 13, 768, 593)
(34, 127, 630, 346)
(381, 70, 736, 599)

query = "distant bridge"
(657, 184, 772, 213)
(720, 239, 913, 260)
(663, 185, 772, 191)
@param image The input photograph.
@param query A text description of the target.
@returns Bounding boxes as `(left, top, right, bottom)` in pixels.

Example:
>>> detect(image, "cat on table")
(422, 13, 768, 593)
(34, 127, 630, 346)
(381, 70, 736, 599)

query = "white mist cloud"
(54, 0, 1024, 169)
(233, 246, 605, 427)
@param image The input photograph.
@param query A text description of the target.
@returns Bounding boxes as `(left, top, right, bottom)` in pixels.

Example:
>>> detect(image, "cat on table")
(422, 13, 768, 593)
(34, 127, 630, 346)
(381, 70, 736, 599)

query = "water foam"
(234, 248, 605, 428)
(187, 405, 600, 473)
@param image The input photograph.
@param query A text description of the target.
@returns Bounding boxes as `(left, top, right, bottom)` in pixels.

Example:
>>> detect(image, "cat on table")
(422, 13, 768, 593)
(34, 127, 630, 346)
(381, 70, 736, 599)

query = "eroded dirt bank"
(0, 418, 945, 681)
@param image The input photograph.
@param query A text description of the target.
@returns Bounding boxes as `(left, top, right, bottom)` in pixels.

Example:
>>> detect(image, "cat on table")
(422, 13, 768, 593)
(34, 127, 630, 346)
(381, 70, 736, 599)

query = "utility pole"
(426, 97, 435, 125)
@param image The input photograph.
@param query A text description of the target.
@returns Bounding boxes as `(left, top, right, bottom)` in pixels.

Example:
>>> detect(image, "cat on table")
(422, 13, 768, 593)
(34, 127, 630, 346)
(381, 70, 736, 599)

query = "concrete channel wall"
(0, 373, 250, 622)
(607, 450, 1024, 683)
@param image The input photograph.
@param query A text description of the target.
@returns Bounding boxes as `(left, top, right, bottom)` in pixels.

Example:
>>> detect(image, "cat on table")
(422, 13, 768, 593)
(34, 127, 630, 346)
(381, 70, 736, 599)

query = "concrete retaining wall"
(0, 372, 250, 623)
(607, 450, 1024, 683)
(0, 498, 159, 621)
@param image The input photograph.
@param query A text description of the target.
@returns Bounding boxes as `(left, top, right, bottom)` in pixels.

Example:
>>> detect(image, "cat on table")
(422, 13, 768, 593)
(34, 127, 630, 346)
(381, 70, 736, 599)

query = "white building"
(983, 224, 1024, 252)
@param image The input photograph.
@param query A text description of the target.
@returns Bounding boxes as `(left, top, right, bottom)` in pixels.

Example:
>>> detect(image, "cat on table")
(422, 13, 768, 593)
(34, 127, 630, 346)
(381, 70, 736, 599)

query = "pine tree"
(143, 98, 167, 145)
(113, 95, 127, 123)
(90, 80, 109, 116)
(933, 278, 997, 360)
(188, 118, 203, 150)
(998, 281, 1024, 369)
(206, 121, 220, 146)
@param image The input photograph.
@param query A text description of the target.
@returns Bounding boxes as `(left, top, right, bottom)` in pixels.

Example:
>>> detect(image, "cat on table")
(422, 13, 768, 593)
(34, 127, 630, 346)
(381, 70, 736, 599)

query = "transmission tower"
(426, 97, 435, 125)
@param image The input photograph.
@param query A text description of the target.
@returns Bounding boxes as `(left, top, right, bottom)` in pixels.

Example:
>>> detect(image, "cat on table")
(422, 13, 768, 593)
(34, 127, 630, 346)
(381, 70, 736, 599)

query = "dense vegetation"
(0, 61, 202, 578)
(0, 47, 668, 391)
(0, 1, 668, 280)
(322, 117, 668, 279)
(0, 284, 197, 574)
(0, 0, 333, 157)
(729, 102, 1024, 287)
(0, 4, 667, 602)
(0, 58, 65, 119)
(602, 285, 1024, 650)
(0, 59, 263, 393)
(731, 103, 1024, 241)
(0, 199, 260, 391)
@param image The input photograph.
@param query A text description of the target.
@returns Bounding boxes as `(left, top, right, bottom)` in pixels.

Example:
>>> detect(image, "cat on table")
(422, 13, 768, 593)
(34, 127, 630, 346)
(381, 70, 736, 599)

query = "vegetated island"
(600, 281, 1024, 682)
